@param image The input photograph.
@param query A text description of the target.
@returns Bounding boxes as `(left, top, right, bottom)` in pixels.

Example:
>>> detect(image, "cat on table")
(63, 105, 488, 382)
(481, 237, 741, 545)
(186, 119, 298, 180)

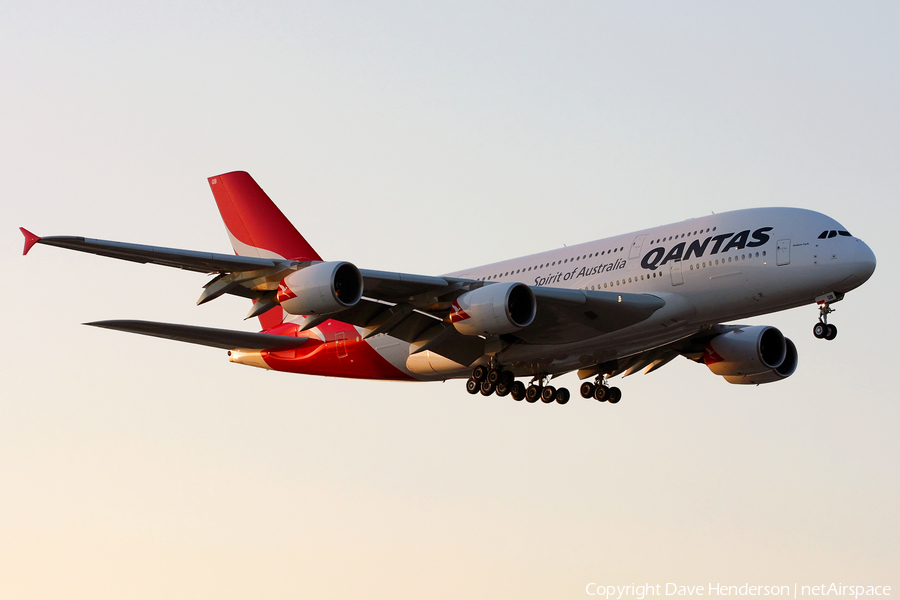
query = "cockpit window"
(819, 230, 852, 239)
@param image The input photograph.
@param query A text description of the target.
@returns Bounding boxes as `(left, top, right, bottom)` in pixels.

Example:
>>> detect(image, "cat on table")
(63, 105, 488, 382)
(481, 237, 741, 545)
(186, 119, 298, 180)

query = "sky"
(2, 2, 898, 598)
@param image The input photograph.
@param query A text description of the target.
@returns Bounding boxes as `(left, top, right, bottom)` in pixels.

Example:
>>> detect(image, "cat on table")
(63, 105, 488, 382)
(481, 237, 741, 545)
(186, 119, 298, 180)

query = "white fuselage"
(356, 207, 876, 380)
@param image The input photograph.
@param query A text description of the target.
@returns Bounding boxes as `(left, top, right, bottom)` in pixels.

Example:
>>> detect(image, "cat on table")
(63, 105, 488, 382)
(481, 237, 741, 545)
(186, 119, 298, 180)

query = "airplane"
(20, 171, 877, 404)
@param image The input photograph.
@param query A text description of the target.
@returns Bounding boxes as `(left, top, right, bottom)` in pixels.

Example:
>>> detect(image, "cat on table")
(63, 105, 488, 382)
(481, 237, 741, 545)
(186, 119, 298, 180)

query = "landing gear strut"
(813, 301, 838, 341)
(579, 376, 622, 404)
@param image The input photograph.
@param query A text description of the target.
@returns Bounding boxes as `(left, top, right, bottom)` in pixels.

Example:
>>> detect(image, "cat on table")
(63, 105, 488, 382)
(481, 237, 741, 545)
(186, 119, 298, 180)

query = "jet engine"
(704, 325, 798, 385)
(276, 261, 363, 315)
(450, 282, 536, 336)
(722, 338, 797, 385)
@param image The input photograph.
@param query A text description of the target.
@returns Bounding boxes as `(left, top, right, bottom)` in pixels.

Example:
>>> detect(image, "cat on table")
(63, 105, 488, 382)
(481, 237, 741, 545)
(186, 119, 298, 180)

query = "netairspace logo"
(585, 584, 892, 599)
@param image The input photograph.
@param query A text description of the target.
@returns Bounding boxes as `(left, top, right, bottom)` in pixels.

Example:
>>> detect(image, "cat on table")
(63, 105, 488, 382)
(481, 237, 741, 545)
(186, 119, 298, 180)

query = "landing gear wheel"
(510, 381, 526, 401)
(471, 365, 488, 382)
(541, 386, 557, 403)
(525, 385, 541, 403)
(580, 382, 595, 399)
(607, 387, 622, 404)
(479, 381, 495, 396)
(500, 371, 515, 386)
(487, 369, 502, 385)
(465, 378, 479, 394)
(556, 387, 570, 404)
(594, 385, 608, 402)
(814, 300, 840, 341)
(495, 381, 512, 397)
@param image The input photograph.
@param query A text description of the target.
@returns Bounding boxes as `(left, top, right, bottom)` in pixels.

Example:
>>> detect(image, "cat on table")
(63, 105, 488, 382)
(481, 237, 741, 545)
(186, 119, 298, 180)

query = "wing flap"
(86, 320, 309, 350)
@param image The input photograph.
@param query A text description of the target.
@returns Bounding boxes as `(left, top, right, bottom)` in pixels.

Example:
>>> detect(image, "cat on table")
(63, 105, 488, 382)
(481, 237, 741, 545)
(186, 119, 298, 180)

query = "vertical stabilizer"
(208, 171, 322, 329)
(208, 171, 322, 262)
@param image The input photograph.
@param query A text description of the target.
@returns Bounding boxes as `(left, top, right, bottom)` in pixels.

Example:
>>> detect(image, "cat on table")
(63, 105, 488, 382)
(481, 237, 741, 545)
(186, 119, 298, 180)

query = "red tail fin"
(208, 171, 322, 329)
(208, 171, 322, 262)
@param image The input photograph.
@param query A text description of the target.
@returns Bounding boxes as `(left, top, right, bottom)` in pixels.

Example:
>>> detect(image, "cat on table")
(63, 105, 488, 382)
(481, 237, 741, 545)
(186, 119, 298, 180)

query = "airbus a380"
(21, 171, 876, 404)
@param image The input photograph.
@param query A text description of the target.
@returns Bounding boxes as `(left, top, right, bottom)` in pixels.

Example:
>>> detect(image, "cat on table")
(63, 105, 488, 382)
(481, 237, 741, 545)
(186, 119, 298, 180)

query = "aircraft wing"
(22, 227, 668, 366)
(20, 228, 289, 273)
(573, 324, 741, 382)
(321, 286, 666, 367)
(86, 320, 309, 350)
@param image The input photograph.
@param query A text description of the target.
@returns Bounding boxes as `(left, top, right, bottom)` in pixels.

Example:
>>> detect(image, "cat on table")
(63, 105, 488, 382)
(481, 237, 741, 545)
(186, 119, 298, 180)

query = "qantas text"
(641, 227, 773, 271)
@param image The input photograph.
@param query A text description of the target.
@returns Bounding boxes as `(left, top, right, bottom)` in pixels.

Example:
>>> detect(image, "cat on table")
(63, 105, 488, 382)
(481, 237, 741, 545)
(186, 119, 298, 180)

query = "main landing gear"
(465, 367, 570, 405)
(579, 377, 622, 404)
(813, 301, 838, 341)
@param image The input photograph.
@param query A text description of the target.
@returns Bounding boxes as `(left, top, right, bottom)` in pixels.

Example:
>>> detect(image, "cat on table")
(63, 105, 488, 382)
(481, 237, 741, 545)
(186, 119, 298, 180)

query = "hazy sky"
(2, 2, 898, 599)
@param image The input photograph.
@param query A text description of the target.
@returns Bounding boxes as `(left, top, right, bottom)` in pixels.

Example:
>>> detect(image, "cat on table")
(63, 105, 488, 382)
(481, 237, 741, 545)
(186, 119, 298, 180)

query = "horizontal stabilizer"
(85, 320, 308, 350)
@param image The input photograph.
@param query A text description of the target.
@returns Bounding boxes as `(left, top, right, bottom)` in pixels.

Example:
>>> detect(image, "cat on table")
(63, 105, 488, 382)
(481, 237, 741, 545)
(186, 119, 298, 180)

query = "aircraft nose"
(856, 239, 877, 282)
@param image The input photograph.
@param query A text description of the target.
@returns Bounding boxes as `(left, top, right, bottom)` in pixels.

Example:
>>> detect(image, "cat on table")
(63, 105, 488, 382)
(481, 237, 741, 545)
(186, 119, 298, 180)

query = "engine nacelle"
(724, 338, 798, 385)
(705, 325, 796, 383)
(450, 282, 536, 336)
(276, 261, 363, 315)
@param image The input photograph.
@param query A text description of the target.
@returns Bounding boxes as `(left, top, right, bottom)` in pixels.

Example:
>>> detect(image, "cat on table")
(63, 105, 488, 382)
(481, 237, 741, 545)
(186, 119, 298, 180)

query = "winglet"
(20, 228, 41, 255)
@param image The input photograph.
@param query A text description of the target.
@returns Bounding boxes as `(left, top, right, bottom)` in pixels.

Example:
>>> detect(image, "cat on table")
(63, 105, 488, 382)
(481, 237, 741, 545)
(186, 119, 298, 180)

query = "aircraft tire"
(825, 324, 838, 340)
(607, 387, 622, 404)
(813, 323, 826, 339)
(510, 381, 526, 401)
(580, 382, 595, 398)
(487, 369, 502, 385)
(471, 365, 488, 382)
(594, 385, 608, 402)
(556, 387, 570, 404)
(496, 382, 512, 397)
(541, 386, 556, 403)
(480, 381, 495, 396)
(525, 385, 541, 403)
(465, 378, 479, 394)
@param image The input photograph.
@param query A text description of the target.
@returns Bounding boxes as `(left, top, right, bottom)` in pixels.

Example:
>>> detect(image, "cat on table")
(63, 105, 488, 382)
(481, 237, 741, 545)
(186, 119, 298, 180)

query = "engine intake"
(277, 261, 363, 315)
(450, 282, 536, 336)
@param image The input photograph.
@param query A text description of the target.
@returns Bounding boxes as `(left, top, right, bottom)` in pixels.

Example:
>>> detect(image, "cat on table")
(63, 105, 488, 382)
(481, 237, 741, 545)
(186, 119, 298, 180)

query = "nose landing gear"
(813, 301, 838, 341)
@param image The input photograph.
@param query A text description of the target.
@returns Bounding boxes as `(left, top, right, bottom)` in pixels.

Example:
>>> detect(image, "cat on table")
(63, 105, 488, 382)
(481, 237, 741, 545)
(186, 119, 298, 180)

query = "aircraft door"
(629, 234, 647, 259)
(670, 259, 684, 286)
(777, 239, 791, 266)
